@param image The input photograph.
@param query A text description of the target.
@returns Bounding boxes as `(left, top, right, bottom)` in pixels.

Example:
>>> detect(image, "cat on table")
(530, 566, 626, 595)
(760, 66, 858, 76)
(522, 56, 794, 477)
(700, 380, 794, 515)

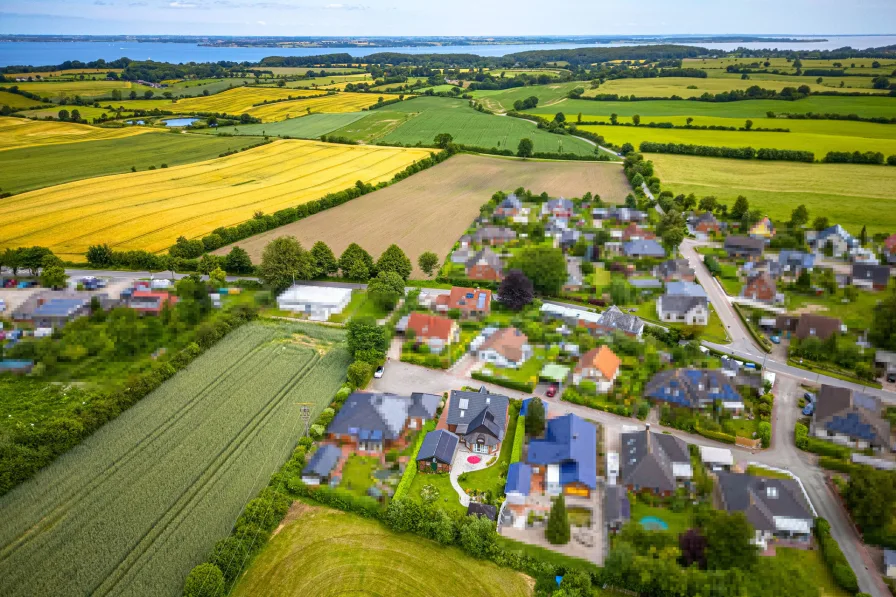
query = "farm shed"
(276, 285, 353, 321)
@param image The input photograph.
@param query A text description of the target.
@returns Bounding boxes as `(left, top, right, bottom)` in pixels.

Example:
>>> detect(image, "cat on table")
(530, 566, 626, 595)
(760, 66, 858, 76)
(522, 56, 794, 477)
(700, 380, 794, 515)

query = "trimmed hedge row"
(562, 388, 633, 417)
(510, 415, 526, 464)
(640, 141, 815, 162)
(471, 371, 535, 393)
(695, 426, 737, 445)
(818, 456, 858, 474)
(814, 518, 860, 594)
(393, 420, 435, 500)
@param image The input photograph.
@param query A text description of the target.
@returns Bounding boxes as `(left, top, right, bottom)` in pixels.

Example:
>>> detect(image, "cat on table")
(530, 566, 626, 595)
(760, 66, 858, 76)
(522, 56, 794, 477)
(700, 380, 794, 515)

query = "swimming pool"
(639, 516, 669, 531)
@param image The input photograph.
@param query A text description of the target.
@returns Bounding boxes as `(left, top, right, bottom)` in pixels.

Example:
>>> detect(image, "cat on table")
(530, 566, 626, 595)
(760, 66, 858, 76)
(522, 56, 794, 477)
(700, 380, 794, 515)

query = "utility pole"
(296, 402, 314, 437)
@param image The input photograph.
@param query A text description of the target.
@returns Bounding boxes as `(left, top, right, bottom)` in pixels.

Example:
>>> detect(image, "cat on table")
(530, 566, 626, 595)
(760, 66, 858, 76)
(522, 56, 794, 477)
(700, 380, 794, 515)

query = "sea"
(1, 36, 895, 68)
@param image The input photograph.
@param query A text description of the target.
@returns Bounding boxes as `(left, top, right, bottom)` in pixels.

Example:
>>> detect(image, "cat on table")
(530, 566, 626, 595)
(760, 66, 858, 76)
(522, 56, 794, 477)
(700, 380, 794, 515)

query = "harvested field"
(0, 139, 432, 259)
(0, 115, 159, 151)
(215, 153, 630, 277)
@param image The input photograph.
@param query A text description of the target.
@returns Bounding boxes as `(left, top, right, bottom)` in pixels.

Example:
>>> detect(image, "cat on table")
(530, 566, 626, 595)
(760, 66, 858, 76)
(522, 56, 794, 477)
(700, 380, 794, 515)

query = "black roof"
(467, 502, 498, 521)
(716, 472, 813, 531)
(852, 263, 890, 286)
(724, 236, 765, 252)
(604, 484, 631, 525)
(302, 444, 342, 478)
(416, 429, 459, 464)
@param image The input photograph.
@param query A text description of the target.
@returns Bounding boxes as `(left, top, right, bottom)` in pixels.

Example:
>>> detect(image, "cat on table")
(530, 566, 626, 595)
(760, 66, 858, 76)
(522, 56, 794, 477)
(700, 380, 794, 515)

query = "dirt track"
(215, 153, 631, 278)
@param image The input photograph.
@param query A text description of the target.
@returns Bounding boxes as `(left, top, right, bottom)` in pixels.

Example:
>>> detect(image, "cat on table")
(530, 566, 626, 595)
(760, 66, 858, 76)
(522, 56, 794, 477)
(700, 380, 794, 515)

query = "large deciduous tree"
(375, 244, 412, 280)
(223, 246, 254, 274)
(257, 236, 312, 293)
(310, 241, 338, 278)
(367, 271, 405, 310)
(417, 251, 439, 277)
(339, 243, 374, 281)
(510, 247, 566, 295)
(346, 317, 388, 364)
(498, 269, 534, 311)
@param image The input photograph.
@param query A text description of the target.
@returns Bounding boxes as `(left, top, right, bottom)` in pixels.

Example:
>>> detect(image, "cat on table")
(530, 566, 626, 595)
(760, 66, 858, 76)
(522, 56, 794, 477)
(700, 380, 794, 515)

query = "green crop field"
(208, 112, 368, 138)
(0, 90, 44, 109)
(590, 76, 887, 98)
(529, 95, 896, 120)
(470, 81, 584, 112)
(164, 78, 261, 97)
(328, 96, 600, 156)
(0, 132, 258, 193)
(649, 153, 896, 234)
(230, 503, 533, 597)
(13, 80, 157, 100)
(0, 321, 350, 597)
(284, 73, 371, 88)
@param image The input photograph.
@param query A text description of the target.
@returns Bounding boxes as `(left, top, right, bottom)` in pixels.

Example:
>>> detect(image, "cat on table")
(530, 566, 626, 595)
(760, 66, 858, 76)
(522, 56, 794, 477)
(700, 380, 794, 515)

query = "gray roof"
(716, 472, 814, 532)
(447, 388, 509, 439)
(620, 430, 688, 492)
(302, 444, 342, 478)
(656, 258, 695, 279)
(408, 393, 440, 419)
(472, 226, 517, 243)
(467, 502, 498, 521)
(597, 305, 644, 335)
(416, 429, 459, 464)
(603, 484, 631, 525)
(814, 385, 889, 446)
(629, 278, 663, 289)
(498, 195, 522, 209)
(852, 264, 890, 287)
(465, 248, 503, 274)
(665, 281, 707, 297)
(659, 294, 708, 316)
(623, 239, 666, 258)
(778, 250, 814, 270)
(885, 549, 896, 567)
(328, 392, 427, 441)
(724, 235, 765, 253)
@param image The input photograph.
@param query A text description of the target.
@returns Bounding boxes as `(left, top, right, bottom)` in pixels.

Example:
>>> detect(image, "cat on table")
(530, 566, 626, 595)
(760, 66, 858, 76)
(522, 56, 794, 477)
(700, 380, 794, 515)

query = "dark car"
(802, 402, 815, 416)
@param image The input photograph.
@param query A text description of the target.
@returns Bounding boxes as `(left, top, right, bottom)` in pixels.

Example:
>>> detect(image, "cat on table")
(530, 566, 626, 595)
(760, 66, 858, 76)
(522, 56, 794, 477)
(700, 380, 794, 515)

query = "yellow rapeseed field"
(13, 80, 155, 99)
(109, 86, 327, 115)
(0, 139, 433, 259)
(245, 92, 382, 122)
(0, 91, 43, 109)
(0, 116, 160, 151)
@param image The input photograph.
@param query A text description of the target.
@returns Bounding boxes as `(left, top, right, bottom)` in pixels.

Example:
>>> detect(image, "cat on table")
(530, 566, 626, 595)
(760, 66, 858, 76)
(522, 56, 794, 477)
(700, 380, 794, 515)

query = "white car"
(374, 365, 385, 379)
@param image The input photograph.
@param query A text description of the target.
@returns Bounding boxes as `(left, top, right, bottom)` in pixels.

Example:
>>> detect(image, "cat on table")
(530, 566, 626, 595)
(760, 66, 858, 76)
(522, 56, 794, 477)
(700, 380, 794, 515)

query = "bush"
(471, 370, 535, 393)
(758, 422, 771, 448)
(815, 518, 859, 594)
(818, 456, 857, 474)
(805, 437, 852, 459)
(393, 423, 431, 499)
(347, 360, 374, 389)
(510, 415, 526, 464)
(695, 425, 736, 444)
(183, 563, 224, 597)
(309, 424, 325, 440)
(794, 423, 809, 450)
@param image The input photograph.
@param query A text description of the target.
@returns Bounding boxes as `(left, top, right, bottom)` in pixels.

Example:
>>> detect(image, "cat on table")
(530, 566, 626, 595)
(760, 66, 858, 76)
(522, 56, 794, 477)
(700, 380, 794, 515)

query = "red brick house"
(741, 273, 778, 303)
(128, 291, 179, 315)
(465, 248, 503, 282)
(621, 222, 656, 242)
(694, 211, 722, 234)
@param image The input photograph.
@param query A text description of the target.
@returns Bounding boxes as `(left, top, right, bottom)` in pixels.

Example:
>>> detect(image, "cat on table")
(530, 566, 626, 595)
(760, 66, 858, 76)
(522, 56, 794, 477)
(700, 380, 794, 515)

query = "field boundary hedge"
(639, 141, 815, 162)
(510, 415, 526, 464)
(814, 517, 860, 594)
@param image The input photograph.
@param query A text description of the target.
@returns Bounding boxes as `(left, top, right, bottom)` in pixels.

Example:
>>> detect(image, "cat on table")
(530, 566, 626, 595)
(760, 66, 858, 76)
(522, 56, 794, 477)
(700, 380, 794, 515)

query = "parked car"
(887, 373, 896, 383)
(802, 402, 815, 416)
(770, 335, 781, 344)
(374, 365, 385, 379)
(804, 392, 816, 403)
(546, 384, 559, 398)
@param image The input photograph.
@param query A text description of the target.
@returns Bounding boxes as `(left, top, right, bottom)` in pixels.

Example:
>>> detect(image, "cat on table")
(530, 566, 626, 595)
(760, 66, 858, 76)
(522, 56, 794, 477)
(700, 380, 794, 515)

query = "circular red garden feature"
(467, 455, 482, 464)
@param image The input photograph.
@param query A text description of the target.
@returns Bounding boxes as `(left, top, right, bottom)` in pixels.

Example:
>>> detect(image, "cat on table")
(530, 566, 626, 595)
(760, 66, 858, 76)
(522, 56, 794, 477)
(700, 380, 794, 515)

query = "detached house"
(435, 287, 492, 317)
(406, 312, 459, 353)
(469, 226, 517, 246)
(593, 207, 647, 224)
(527, 414, 597, 498)
(541, 197, 574, 219)
(301, 444, 342, 486)
(620, 428, 692, 495)
(742, 272, 781, 304)
(465, 248, 504, 282)
(885, 233, 896, 264)
(724, 236, 765, 260)
(749, 216, 775, 240)
(572, 345, 621, 392)
(657, 282, 709, 325)
(623, 239, 666, 259)
(128, 290, 178, 315)
(494, 194, 523, 218)
(655, 258, 696, 282)
(715, 472, 814, 549)
(851, 264, 890, 291)
(327, 392, 440, 453)
(645, 368, 747, 411)
(794, 313, 842, 341)
(476, 327, 532, 368)
(806, 224, 857, 257)
(446, 387, 510, 455)
(811, 385, 892, 451)
(595, 305, 645, 338)
(693, 211, 722, 234)
(778, 250, 815, 278)
(621, 223, 656, 242)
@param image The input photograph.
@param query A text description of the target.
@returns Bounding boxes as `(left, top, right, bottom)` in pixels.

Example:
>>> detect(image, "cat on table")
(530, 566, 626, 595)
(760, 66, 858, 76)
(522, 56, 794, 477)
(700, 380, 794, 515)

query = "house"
(629, 278, 664, 292)
(541, 197, 574, 219)
(811, 385, 891, 451)
(885, 234, 896, 264)
(715, 472, 814, 548)
(301, 444, 342, 486)
(778, 250, 815, 278)
(620, 427, 692, 495)
(724, 236, 765, 259)
(476, 327, 532, 368)
(406, 312, 459, 353)
(593, 207, 647, 224)
(749, 216, 776, 240)
(505, 462, 533, 504)
(435, 287, 492, 317)
(467, 502, 498, 521)
(604, 484, 631, 533)
(595, 305, 645, 338)
(655, 258, 696, 282)
(446, 387, 510, 454)
(465, 248, 504, 282)
(541, 302, 602, 332)
(416, 429, 459, 473)
(851, 263, 890, 291)
(450, 246, 474, 264)
(623, 239, 666, 259)
(564, 256, 584, 291)
(470, 226, 517, 246)
(875, 351, 896, 378)
(657, 293, 709, 326)
(806, 225, 857, 257)
(693, 211, 722, 234)
(494, 194, 523, 218)
(645, 368, 747, 410)
(794, 313, 842, 341)
(886, 550, 896, 579)
(621, 222, 656, 242)
(572, 345, 621, 392)
(327, 392, 439, 452)
(276, 285, 354, 321)
(527, 413, 597, 497)
(127, 290, 178, 315)
(741, 272, 780, 303)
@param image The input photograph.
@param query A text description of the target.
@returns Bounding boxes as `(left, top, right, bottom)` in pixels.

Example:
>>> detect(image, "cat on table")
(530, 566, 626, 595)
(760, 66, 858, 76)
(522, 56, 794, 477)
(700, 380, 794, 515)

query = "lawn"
(774, 548, 851, 597)
(338, 454, 379, 496)
(784, 283, 890, 331)
(567, 506, 593, 527)
(629, 501, 693, 536)
(592, 268, 611, 290)
(408, 471, 467, 515)
(206, 111, 367, 138)
(723, 417, 759, 440)
(328, 290, 391, 323)
(650, 154, 896, 235)
(470, 81, 587, 112)
(480, 348, 547, 388)
(746, 465, 792, 480)
(630, 301, 729, 344)
(231, 503, 533, 597)
(590, 76, 877, 99)
(458, 406, 520, 497)
(0, 321, 350, 597)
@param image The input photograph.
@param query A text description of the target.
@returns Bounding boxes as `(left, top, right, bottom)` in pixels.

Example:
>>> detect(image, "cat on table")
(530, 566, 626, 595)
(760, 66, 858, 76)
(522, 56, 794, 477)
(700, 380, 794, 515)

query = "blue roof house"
(644, 369, 745, 411)
(527, 414, 597, 498)
(505, 462, 533, 505)
(623, 239, 666, 259)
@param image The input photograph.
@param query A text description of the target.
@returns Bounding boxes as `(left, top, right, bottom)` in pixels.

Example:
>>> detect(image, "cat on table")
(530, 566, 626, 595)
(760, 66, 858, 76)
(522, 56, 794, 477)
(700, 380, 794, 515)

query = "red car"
(546, 384, 558, 398)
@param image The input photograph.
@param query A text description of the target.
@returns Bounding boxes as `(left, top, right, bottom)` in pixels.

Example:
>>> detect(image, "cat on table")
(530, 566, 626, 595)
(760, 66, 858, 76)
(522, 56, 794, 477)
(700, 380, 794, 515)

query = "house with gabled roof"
(657, 293, 709, 326)
(714, 472, 814, 548)
(301, 444, 342, 486)
(470, 226, 517, 246)
(446, 387, 510, 455)
(416, 429, 459, 473)
(527, 413, 597, 498)
(593, 206, 647, 224)
(851, 263, 890, 291)
(572, 345, 621, 392)
(655, 258, 695, 282)
(327, 392, 440, 453)
(623, 239, 666, 259)
(806, 224, 857, 257)
(465, 248, 504, 282)
(595, 305, 645, 338)
(693, 211, 722, 234)
(541, 197, 574, 219)
(742, 272, 781, 304)
(494, 194, 523, 218)
(435, 286, 492, 318)
(749, 216, 775, 240)
(724, 236, 765, 260)
(620, 427, 692, 495)
(406, 312, 459, 353)
(645, 368, 748, 411)
(794, 313, 842, 341)
(476, 327, 532, 369)
(622, 222, 656, 242)
(778, 250, 815, 278)
(811, 385, 892, 451)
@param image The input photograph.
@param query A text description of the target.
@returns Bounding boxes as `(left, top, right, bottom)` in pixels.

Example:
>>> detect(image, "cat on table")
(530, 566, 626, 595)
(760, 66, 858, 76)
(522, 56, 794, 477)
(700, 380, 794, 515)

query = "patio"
(449, 444, 498, 506)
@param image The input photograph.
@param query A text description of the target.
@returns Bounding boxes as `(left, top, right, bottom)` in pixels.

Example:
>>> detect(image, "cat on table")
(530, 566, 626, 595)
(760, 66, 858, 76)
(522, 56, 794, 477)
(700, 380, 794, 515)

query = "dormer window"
(767, 486, 778, 499)
(460, 410, 465, 418)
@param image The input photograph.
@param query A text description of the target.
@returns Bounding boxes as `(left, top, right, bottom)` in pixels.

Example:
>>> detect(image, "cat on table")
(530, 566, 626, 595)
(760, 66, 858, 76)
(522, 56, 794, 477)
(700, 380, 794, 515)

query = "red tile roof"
(407, 312, 455, 341)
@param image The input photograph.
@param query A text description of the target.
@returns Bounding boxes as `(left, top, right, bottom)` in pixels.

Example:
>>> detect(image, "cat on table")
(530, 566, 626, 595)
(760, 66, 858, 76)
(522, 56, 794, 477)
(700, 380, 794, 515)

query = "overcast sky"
(2, 0, 894, 36)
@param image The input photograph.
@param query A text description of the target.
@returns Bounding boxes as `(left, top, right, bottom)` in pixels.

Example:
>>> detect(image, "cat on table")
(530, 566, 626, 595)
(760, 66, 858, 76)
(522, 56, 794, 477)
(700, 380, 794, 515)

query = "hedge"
(795, 423, 809, 450)
(802, 436, 853, 460)
(640, 141, 814, 163)
(562, 388, 632, 417)
(471, 371, 536, 393)
(814, 517, 859, 594)
(818, 456, 857, 474)
(695, 426, 737, 445)
(510, 415, 526, 464)
(393, 420, 435, 500)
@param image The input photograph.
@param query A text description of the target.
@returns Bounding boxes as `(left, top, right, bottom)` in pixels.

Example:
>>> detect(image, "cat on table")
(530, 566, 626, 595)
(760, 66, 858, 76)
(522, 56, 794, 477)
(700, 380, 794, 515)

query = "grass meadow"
(470, 80, 584, 112)
(208, 112, 367, 138)
(0, 321, 350, 597)
(21, 105, 136, 121)
(0, 90, 44, 109)
(588, 76, 888, 98)
(0, 115, 158, 150)
(13, 79, 157, 100)
(648, 153, 896, 234)
(0, 132, 257, 193)
(0, 139, 432, 259)
(230, 503, 533, 597)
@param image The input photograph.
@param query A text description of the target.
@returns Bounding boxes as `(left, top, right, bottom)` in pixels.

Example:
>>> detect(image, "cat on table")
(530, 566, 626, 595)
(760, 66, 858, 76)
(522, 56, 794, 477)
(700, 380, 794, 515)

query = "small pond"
(163, 117, 199, 127)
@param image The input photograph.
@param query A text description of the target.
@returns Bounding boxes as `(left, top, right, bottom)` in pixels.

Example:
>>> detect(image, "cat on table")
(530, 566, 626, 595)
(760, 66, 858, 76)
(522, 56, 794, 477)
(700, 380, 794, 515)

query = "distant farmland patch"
(109, 86, 327, 117)
(0, 90, 43, 109)
(0, 115, 159, 151)
(0, 139, 432, 259)
(13, 79, 157, 100)
(208, 112, 367, 138)
(217, 153, 631, 277)
(649, 153, 896, 235)
(470, 81, 584, 112)
(245, 92, 380, 122)
(0, 321, 350, 597)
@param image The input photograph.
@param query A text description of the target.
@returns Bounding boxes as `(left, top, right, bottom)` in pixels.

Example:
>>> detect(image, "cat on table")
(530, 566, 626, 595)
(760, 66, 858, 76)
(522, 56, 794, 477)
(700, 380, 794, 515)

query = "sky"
(1, 0, 894, 36)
